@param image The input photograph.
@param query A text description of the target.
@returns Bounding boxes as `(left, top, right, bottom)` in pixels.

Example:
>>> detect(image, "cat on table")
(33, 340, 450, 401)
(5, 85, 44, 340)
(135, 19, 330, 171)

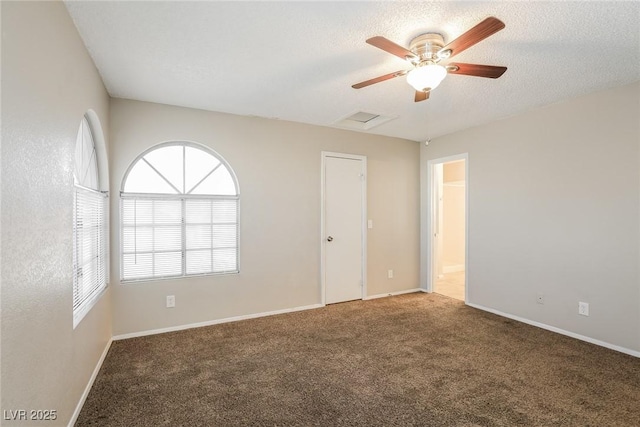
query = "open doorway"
(429, 156, 467, 301)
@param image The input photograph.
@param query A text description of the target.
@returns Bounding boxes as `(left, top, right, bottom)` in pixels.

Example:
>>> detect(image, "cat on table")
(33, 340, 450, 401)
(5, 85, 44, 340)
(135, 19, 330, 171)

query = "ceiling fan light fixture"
(352, 17, 507, 102)
(406, 63, 447, 92)
(436, 49, 452, 60)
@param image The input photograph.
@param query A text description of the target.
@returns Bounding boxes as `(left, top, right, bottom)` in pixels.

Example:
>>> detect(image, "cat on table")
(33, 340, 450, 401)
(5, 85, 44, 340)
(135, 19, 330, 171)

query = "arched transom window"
(120, 142, 239, 281)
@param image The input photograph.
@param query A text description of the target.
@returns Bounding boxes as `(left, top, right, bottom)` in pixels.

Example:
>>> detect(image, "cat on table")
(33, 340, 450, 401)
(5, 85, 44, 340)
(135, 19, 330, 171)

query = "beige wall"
(442, 161, 465, 269)
(109, 99, 420, 336)
(421, 82, 640, 353)
(1, 2, 112, 425)
(4, 9, 636, 427)
(443, 160, 465, 183)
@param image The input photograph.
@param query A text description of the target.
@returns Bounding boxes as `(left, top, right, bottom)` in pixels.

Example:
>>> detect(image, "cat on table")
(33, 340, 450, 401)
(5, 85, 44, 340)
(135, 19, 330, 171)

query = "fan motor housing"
(409, 33, 445, 62)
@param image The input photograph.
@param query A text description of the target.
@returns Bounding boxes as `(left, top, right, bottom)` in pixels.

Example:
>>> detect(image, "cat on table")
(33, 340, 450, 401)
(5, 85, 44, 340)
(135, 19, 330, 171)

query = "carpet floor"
(77, 293, 640, 426)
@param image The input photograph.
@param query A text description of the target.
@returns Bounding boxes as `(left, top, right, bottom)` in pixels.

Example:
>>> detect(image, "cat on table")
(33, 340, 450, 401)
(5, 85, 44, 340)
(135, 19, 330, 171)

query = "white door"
(323, 153, 365, 304)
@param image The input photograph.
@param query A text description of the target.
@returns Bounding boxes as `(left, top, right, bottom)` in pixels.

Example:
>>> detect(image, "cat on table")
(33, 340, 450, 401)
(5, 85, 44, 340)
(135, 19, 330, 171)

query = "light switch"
(367, 220, 373, 229)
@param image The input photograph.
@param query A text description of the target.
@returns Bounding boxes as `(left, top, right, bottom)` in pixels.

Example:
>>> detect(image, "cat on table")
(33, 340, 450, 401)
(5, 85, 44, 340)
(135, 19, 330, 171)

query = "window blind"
(185, 198, 238, 275)
(121, 196, 238, 281)
(73, 186, 108, 326)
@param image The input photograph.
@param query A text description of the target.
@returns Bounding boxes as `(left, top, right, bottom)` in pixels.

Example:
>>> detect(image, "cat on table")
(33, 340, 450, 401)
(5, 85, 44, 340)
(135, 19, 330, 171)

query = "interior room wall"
(1, 1, 112, 425)
(109, 99, 420, 336)
(421, 82, 640, 354)
(443, 160, 465, 182)
(442, 162, 465, 270)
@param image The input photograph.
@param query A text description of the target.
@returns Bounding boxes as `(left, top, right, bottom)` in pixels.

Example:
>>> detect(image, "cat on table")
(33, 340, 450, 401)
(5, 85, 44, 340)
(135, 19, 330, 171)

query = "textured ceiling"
(65, 1, 640, 142)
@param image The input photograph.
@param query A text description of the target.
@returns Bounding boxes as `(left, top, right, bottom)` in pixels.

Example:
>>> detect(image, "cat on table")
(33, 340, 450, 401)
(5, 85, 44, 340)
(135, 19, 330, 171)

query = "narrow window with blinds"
(73, 115, 108, 328)
(120, 142, 239, 282)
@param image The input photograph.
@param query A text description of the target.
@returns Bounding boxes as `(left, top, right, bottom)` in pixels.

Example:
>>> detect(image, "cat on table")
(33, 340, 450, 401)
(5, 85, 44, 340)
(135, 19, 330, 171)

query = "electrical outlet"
(578, 301, 589, 316)
(387, 269, 394, 279)
(166, 295, 175, 308)
(537, 294, 544, 305)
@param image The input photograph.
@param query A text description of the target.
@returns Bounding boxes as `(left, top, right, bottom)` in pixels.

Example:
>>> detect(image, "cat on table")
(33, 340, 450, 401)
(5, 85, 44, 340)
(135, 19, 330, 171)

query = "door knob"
(327, 236, 333, 242)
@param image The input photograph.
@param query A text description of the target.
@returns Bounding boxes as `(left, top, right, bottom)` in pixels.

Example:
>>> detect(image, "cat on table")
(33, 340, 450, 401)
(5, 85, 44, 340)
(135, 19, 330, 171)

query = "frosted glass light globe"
(407, 64, 447, 92)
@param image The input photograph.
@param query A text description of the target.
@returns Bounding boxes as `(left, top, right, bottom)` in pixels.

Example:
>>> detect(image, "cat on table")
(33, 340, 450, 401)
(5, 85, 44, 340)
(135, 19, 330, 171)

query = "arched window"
(73, 114, 108, 328)
(120, 142, 239, 281)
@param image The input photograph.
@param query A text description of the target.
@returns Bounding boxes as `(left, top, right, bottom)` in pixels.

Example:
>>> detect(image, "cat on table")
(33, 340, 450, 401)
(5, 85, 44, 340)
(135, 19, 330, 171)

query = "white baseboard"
(69, 338, 113, 427)
(443, 264, 464, 274)
(112, 303, 325, 340)
(364, 288, 423, 300)
(466, 302, 640, 358)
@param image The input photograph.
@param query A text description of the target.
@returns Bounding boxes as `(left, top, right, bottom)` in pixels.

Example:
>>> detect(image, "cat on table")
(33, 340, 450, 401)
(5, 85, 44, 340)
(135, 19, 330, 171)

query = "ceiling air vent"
(334, 111, 397, 131)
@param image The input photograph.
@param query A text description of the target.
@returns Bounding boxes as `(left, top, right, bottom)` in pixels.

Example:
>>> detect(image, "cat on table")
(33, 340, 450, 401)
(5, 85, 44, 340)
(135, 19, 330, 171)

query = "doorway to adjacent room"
(428, 155, 467, 301)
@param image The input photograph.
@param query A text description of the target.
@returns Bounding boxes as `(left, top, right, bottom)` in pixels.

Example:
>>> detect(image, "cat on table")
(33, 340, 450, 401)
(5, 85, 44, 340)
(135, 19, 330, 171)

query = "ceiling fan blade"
(447, 63, 507, 78)
(352, 70, 407, 89)
(366, 36, 417, 61)
(439, 17, 505, 59)
(414, 90, 429, 102)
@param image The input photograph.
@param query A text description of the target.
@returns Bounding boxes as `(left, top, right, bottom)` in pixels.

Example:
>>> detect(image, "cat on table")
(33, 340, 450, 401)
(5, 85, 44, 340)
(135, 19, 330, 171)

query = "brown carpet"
(77, 293, 640, 426)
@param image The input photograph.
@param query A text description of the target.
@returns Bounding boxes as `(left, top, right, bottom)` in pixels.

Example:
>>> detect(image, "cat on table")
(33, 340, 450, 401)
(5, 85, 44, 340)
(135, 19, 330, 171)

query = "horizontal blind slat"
(122, 196, 238, 280)
(73, 187, 108, 314)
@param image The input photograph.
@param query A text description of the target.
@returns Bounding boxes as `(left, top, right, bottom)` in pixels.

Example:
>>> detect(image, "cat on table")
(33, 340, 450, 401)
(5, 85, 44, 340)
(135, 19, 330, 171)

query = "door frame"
(320, 151, 367, 305)
(424, 153, 469, 302)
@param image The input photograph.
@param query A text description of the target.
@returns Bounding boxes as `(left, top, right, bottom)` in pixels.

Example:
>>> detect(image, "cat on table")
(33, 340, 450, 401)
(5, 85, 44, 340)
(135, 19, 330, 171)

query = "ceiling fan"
(352, 17, 507, 102)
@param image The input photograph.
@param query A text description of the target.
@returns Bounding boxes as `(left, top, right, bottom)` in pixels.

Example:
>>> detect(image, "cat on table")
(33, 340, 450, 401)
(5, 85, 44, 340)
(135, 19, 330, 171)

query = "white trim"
(364, 288, 423, 300)
(68, 338, 113, 427)
(73, 287, 108, 329)
(74, 184, 108, 195)
(120, 192, 238, 200)
(320, 151, 367, 305)
(463, 158, 469, 302)
(84, 111, 110, 290)
(320, 153, 326, 305)
(425, 158, 438, 293)
(467, 302, 640, 358)
(112, 303, 325, 341)
(419, 147, 429, 291)
(423, 153, 469, 303)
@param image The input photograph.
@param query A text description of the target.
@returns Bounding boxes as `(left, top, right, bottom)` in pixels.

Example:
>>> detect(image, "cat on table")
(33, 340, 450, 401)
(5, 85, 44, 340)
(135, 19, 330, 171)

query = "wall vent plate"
(347, 112, 380, 123)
